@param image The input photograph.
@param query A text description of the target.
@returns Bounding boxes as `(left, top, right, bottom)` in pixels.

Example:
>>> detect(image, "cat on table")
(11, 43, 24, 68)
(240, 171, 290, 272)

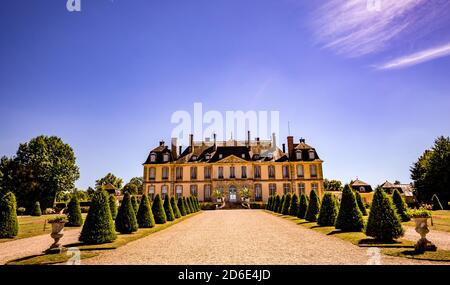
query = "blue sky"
(1, 0, 450, 189)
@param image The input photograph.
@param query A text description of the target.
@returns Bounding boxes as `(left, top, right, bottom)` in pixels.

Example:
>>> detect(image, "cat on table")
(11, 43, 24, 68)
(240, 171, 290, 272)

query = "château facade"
(143, 133, 324, 202)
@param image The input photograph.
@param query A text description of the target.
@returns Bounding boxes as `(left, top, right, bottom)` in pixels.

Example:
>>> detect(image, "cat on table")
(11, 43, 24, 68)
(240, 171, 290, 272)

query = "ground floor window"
(283, 183, 291, 194)
(176, 185, 183, 199)
(204, 184, 211, 201)
(269, 183, 276, 196)
(161, 185, 168, 200)
(255, 184, 262, 201)
(148, 185, 155, 200)
(190, 185, 198, 196)
(298, 183, 305, 196)
(311, 183, 318, 192)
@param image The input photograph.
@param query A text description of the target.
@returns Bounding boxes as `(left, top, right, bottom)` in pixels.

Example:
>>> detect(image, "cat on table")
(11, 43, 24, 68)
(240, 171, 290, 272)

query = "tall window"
(241, 166, 247, 178)
(190, 185, 198, 196)
(204, 184, 211, 201)
(175, 185, 183, 199)
(161, 185, 168, 200)
(190, 167, 197, 180)
(149, 167, 156, 180)
(268, 165, 275, 179)
(218, 167, 224, 179)
(176, 167, 183, 180)
(298, 183, 305, 195)
(163, 153, 169, 162)
(204, 166, 211, 179)
(283, 183, 291, 194)
(311, 183, 318, 192)
(229, 166, 235, 178)
(254, 165, 261, 179)
(297, 165, 304, 178)
(255, 184, 262, 201)
(310, 165, 317, 177)
(162, 167, 169, 180)
(148, 185, 155, 200)
(282, 165, 289, 178)
(296, 151, 302, 160)
(269, 184, 277, 196)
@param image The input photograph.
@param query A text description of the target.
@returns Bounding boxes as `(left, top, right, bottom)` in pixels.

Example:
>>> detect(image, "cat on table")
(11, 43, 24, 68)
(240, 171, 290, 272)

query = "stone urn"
(413, 217, 437, 252)
(46, 220, 67, 254)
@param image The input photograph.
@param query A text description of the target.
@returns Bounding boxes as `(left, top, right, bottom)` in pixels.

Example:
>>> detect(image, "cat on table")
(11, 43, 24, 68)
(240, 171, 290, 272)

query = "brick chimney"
(287, 136, 294, 159)
(171, 137, 177, 159)
(282, 143, 286, 153)
(189, 134, 194, 153)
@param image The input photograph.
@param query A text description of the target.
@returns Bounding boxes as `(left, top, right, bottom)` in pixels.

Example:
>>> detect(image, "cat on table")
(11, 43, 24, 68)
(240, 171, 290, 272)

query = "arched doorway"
(229, 185, 237, 202)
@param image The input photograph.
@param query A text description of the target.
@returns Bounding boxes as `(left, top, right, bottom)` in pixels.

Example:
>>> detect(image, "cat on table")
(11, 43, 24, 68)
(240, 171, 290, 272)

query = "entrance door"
(229, 186, 237, 202)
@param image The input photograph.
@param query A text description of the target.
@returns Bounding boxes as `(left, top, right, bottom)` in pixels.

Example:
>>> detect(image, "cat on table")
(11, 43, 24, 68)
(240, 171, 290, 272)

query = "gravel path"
(403, 226, 450, 250)
(0, 228, 81, 265)
(82, 210, 438, 265)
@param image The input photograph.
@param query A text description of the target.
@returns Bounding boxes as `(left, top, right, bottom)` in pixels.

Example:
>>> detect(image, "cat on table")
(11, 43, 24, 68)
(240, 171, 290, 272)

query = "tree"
(366, 188, 404, 241)
(79, 191, 117, 244)
(131, 195, 139, 214)
(0, 192, 19, 238)
(108, 195, 118, 219)
(289, 194, 299, 216)
(324, 179, 343, 191)
(136, 194, 155, 228)
(95, 173, 123, 191)
(335, 185, 364, 232)
(170, 196, 181, 218)
(183, 197, 191, 214)
(152, 194, 167, 224)
(115, 193, 138, 234)
(305, 190, 321, 222)
(281, 193, 292, 215)
(355, 191, 368, 216)
(86, 187, 95, 199)
(163, 196, 175, 221)
(431, 194, 443, 210)
(122, 177, 143, 195)
(66, 195, 83, 227)
(411, 136, 450, 207)
(0, 136, 80, 211)
(31, 201, 42, 216)
(178, 197, 187, 216)
(317, 192, 339, 226)
(392, 189, 410, 221)
(273, 195, 281, 212)
(297, 194, 308, 219)
(278, 195, 285, 213)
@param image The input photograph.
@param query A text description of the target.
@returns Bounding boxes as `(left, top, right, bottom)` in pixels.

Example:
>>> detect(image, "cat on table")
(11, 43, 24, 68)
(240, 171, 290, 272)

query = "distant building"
(103, 183, 121, 196)
(350, 178, 373, 192)
(381, 181, 416, 204)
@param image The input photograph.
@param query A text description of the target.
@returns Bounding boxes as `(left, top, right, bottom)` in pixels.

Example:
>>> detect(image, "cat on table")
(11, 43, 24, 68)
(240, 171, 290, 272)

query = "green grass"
(6, 251, 98, 265)
(404, 210, 450, 233)
(0, 214, 87, 243)
(382, 248, 450, 262)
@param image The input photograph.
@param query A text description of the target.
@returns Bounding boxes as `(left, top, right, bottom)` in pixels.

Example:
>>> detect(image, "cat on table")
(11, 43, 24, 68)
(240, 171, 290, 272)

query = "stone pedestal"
(414, 217, 437, 252)
(45, 222, 66, 254)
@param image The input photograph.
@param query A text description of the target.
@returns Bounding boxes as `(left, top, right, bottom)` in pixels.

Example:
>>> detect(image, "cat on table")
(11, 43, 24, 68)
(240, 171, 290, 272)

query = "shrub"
(273, 195, 281, 212)
(178, 197, 187, 216)
(431, 194, 444, 210)
(108, 195, 117, 219)
(163, 196, 175, 221)
(392, 189, 410, 222)
(335, 185, 364, 232)
(131, 195, 139, 214)
(249, 202, 267, 209)
(191, 196, 198, 212)
(66, 195, 83, 227)
(79, 191, 117, 244)
(152, 194, 167, 224)
(366, 188, 404, 241)
(266, 196, 273, 210)
(317, 192, 339, 226)
(31, 201, 42, 216)
(188, 197, 196, 213)
(80, 206, 90, 213)
(16, 207, 26, 216)
(136, 194, 155, 228)
(115, 192, 138, 234)
(278, 195, 285, 213)
(171, 196, 181, 218)
(194, 196, 200, 211)
(305, 190, 321, 222)
(289, 194, 299, 216)
(200, 202, 217, 210)
(44, 208, 56, 215)
(297, 194, 308, 219)
(281, 193, 292, 215)
(183, 197, 191, 214)
(0, 192, 19, 238)
(355, 191, 368, 216)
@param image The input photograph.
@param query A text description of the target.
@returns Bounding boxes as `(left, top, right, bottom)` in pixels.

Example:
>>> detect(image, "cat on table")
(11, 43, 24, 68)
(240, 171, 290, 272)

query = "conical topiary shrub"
(178, 197, 187, 216)
(317, 192, 339, 226)
(366, 188, 404, 241)
(273, 195, 281, 212)
(115, 192, 138, 234)
(188, 196, 196, 213)
(392, 189, 410, 222)
(183, 197, 191, 214)
(109, 195, 118, 220)
(281, 193, 292, 215)
(355, 191, 368, 216)
(170, 196, 181, 219)
(152, 194, 167, 224)
(31, 201, 42, 216)
(431, 194, 443, 210)
(335, 185, 364, 232)
(289, 194, 299, 216)
(163, 196, 175, 221)
(131, 195, 139, 214)
(266, 196, 273, 210)
(297, 194, 308, 219)
(194, 196, 200, 212)
(277, 195, 285, 213)
(79, 191, 117, 244)
(192, 196, 198, 212)
(66, 195, 83, 227)
(305, 190, 321, 222)
(136, 194, 155, 228)
(0, 192, 19, 238)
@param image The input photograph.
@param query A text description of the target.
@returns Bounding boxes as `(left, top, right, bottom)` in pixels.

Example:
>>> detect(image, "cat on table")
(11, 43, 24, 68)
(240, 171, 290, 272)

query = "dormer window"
(296, 151, 302, 160)
(205, 154, 211, 160)
(163, 153, 169, 162)
(218, 154, 223, 159)
(150, 153, 156, 162)
(254, 154, 260, 160)
(241, 153, 246, 159)
(309, 150, 315, 160)
(267, 153, 273, 160)
(191, 155, 197, 161)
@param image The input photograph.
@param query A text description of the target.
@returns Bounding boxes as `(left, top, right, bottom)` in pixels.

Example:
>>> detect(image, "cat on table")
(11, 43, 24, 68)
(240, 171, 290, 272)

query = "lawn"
(404, 210, 450, 233)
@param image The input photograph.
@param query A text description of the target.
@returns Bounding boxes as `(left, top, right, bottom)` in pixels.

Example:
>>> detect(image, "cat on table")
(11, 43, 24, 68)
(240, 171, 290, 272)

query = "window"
(191, 155, 197, 161)
(298, 183, 305, 195)
(268, 165, 275, 179)
(269, 184, 277, 196)
(150, 153, 156, 162)
(241, 166, 247, 178)
(241, 153, 246, 159)
(254, 154, 260, 160)
(161, 185, 168, 200)
(218, 154, 223, 159)
(255, 184, 262, 201)
(176, 167, 183, 180)
(312, 183, 318, 192)
(176, 185, 183, 199)
(297, 165, 304, 178)
(296, 151, 302, 160)
(310, 165, 317, 177)
(204, 184, 211, 201)
(162, 167, 169, 180)
(204, 166, 211, 179)
(359, 186, 365, 193)
(283, 183, 291, 194)
(190, 167, 197, 180)
(149, 167, 156, 180)
(282, 165, 289, 178)
(190, 185, 198, 196)
(309, 150, 315, 160)
(229, 166, 235, 178)
(218, 167, 224, 179)
(148, 185, 155, 200)
(205, 154, 211, 160)
(163, 153, 169, 162)
(254, 165, 261, 179)
(267, 153, 273, 160)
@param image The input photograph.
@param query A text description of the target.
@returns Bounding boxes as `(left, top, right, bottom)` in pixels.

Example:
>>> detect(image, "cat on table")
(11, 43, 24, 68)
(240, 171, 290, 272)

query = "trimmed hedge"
(115, 192, 138, 234)
(278, 195, 285, 213)
(305, 190, 321, 222)
(200, 202, 217, 210)
(183, 197, 191, 214)
(131, 196, 139, 214)
(281, 193, 292, 215)
(79, 191, 117, 244)
(297, 194, 308, 219)
(317, 192, 338, 226)
(249, 202, 267, 209)
(335, 185, 364, 232)
(355, 191, 368, 216)
(163, 196, 175, 221)
(136, 194, 155, 228)
(178, 197, 187, 216)
(152, 194, 167, 224)
(108, 195, 118, 220)
(392, 189, 410, 222)
(171, 196, 181, 218)
(289, 194, 299, 216)
(0, 192, 19, 238)
(266, 196, 273, 210)
(66, 195, 83, 227)
(31, 201, 42, 216)
(273, 195, 281, 212)
(431, 194, 444, 210)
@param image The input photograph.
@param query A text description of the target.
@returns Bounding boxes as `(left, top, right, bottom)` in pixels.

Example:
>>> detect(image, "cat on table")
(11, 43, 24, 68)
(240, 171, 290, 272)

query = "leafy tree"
(0, 192, 19, 238)
(115, 193, 138, 234)
(152, 194, 167, 224)
(136, 194, 155, 228)
(170, 196, 181, 218)
(95, 173, 123, 191)
(355, 191, 368, 216)
(273, 195, 281, 212)
(108, 195, 118, 219)
(317, 192, 339, 226)
(183, 197, 191, 214)
(79, 191, 117, 244)
(324, 179, 343, 191)
(122, 177, 143, 195)
(297, 194, 308, 219)
(163, 196, 175, 221)
(86, 187, 95, 199)
(366, 188, 404, 241)
(31, 201, 42, 216)
(66, 195, 83, 226)
(289, 194, 299, 216)
(392, 189, 410, 221)
(131, 195, 139, 214)
(305, 190, 321, 222)
(411, 136, 450, 207)
(281, 193, 292, 215)
(278, 195, 285, 213)
(178, 197, 187, 216)
(431, 194, 443, 210)
(335, 185, 364, 232)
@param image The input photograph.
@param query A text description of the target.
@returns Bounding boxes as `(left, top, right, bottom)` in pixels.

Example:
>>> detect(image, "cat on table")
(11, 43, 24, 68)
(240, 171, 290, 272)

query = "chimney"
(287, 136, 294, 159)
(256, 137, 260, 146)
(247, 131, 251, 146)
(300, 138, 306, 143)
(171, 138, 177, 159)
(189, 134, 194, 153)
(179, 145, 182, 156)
(272, 132, 277, 148)
(282, 143, 286, 153)
(159, 140, 165, 146)
(213, 133, 217, 150)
